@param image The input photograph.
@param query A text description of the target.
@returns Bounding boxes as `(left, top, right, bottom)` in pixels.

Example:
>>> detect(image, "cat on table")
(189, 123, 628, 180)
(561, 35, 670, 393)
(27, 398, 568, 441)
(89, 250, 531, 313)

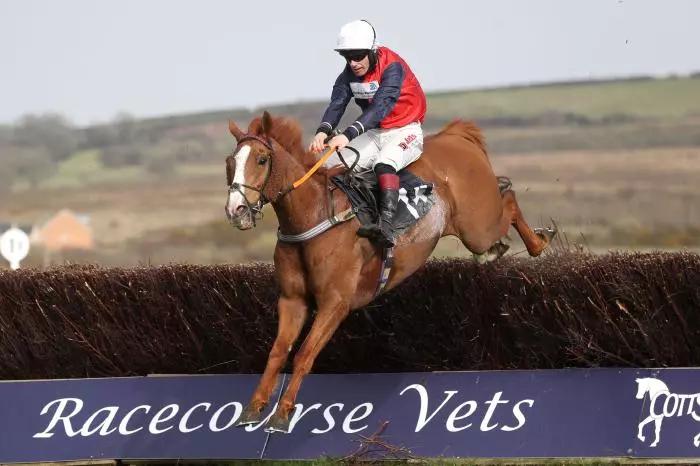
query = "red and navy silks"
(317, 47, 427, 141)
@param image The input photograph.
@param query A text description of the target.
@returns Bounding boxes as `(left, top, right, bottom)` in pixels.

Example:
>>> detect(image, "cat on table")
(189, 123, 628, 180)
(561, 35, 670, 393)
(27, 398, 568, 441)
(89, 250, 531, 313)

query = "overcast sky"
(2, 0, 699, 125)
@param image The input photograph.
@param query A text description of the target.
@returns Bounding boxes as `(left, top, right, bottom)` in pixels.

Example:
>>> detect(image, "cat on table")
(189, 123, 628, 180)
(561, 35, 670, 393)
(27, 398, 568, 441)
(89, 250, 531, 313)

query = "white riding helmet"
(335, 19, 376, 51)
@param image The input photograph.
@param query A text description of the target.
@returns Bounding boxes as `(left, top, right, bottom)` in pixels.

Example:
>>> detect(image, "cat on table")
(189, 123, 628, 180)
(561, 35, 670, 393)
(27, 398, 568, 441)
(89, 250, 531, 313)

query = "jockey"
(308, 19, 427, 248)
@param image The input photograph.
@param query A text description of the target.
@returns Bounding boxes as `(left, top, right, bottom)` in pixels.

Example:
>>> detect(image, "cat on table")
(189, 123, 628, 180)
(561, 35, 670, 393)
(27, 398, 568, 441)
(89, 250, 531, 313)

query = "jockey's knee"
(373, 163, 397, 176)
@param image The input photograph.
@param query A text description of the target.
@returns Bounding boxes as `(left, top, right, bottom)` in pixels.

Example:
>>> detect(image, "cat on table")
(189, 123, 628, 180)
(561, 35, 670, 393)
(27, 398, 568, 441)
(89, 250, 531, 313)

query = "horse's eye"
(258, 156, 269, 165)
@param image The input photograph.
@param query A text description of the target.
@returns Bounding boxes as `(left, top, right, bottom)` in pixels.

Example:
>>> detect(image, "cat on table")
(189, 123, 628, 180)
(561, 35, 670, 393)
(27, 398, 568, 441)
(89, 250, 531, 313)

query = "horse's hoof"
(490, 241, 510, 259)
(264, 413, 291, 434)
(497, 176, 512, 194)
(474, 241, 509, 264)
(236, 404, 263, 427)
(534, 227, 557, 244)
(472, 252, 489, 265)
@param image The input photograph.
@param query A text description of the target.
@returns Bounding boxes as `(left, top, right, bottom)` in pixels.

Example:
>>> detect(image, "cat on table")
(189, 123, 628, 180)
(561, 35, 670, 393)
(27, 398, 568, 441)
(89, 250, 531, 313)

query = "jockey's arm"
(342, 62, 404, 142)
(316, 70, 353, 136)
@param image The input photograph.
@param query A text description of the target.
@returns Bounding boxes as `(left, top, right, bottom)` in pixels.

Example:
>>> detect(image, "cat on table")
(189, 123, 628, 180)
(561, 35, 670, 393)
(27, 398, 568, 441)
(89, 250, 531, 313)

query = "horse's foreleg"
(500, 190, 556, 257)
(237, 296, 308, 426)
(638, 416, 652, 442)
(264, 296, 351, 433)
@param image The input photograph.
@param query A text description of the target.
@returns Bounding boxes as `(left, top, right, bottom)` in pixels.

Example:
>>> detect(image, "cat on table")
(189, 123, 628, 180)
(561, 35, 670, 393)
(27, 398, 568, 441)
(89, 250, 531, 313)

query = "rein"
(291, 147, 337, 189)
(229, 135, 352, 232)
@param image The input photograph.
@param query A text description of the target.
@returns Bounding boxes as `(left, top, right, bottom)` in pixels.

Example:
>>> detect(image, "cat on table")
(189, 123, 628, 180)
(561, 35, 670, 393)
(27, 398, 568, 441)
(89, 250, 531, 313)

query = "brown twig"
(341, 421, 415, 462)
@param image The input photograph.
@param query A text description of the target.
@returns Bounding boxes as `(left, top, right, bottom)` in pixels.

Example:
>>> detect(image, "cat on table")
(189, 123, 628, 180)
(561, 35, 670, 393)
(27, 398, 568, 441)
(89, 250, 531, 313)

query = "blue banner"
(2, 368, 699, 462)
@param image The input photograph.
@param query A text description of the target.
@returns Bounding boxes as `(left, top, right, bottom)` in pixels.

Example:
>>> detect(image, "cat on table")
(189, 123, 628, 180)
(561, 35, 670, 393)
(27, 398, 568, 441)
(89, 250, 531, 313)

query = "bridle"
(227, 134, 277, 226)
(227, 134, 339, 227)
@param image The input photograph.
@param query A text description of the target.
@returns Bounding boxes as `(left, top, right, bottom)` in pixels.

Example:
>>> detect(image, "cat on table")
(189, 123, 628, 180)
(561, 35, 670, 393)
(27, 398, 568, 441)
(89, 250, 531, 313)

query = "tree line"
(0, 112, 220, 194)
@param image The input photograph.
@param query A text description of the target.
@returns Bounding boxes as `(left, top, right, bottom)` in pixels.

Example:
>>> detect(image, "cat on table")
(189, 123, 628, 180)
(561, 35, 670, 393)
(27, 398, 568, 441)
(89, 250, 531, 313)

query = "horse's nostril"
(235, 206, 247, 216)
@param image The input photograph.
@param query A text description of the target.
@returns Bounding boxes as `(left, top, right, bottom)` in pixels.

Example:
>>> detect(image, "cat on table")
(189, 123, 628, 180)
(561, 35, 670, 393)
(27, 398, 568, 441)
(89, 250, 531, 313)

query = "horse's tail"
(435, 119, 488, 156)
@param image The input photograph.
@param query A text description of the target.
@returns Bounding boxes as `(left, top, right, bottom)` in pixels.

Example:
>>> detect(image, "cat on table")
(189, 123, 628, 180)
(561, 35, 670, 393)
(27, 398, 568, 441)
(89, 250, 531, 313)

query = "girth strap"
(277, 207, 356, 243)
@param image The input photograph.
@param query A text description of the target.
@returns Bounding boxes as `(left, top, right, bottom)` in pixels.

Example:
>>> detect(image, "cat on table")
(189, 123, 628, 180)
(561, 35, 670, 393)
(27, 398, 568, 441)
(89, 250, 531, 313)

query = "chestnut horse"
(224, 111, 555, 433)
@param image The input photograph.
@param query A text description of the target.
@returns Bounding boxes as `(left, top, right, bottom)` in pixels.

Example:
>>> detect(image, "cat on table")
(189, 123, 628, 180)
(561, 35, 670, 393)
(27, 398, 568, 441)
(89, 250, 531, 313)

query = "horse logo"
(636, 377, 700, 447)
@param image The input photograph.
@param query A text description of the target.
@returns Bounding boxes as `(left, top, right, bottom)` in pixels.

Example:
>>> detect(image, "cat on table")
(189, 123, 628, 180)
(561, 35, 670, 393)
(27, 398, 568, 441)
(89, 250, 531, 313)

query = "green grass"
(43, 150, 227, 189)
(42, 149, 147, 188)
(427, 76, 700, 120)
(125, 76, 700, 138)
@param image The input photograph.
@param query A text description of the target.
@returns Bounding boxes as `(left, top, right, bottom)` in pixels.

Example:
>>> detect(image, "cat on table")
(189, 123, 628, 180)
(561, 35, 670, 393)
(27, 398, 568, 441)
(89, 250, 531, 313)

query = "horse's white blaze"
(227, 145, 251, 216)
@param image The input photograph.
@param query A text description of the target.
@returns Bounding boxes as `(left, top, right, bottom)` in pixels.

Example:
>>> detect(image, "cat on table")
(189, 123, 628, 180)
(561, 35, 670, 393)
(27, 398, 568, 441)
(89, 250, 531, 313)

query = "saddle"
(331, 168, 435, 238)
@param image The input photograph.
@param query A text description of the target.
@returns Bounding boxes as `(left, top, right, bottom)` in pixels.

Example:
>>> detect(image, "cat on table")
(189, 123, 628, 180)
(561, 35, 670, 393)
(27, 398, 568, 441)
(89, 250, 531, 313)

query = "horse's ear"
(228, 119, 244, 142)
(261, 111, 273, 136)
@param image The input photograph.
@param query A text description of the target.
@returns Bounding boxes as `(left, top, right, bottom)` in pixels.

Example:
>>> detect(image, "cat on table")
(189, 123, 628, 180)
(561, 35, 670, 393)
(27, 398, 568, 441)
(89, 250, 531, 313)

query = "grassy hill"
(428, 75, 700, 121)
(117, 74, 700, 155)
(4, 74, 699, 195)
(128, 75, 700, 134)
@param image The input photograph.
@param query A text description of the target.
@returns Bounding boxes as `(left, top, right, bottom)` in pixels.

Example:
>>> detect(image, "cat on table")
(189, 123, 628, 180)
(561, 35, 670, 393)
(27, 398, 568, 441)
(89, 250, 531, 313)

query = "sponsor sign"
(1, 368, 699, 462)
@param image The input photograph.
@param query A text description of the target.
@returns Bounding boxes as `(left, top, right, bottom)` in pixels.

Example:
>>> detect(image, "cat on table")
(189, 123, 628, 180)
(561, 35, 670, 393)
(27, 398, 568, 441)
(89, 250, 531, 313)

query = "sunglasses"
(339, 50, 369, 62)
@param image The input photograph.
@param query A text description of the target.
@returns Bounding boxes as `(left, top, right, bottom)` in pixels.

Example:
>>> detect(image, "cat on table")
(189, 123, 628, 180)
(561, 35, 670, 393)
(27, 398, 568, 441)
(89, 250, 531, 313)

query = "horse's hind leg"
(500, 190, 556, 257)
(651, 418, 662, 447)
(471, 177, 514, 263)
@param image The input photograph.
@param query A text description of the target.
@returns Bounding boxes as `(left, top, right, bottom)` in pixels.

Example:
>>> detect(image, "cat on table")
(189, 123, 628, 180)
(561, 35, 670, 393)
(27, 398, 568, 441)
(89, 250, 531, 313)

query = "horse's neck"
(644, 378, 670, 396)
(273, 153, 327, 234)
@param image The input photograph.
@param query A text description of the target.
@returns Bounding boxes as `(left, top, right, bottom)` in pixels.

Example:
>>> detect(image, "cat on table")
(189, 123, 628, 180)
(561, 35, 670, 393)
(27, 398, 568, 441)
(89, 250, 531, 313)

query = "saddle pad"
(331, 169, 435, 236)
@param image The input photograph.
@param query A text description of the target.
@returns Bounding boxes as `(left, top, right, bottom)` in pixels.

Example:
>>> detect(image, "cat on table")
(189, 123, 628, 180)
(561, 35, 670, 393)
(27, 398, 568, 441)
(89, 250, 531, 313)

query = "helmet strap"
(368, 49, 378, 73)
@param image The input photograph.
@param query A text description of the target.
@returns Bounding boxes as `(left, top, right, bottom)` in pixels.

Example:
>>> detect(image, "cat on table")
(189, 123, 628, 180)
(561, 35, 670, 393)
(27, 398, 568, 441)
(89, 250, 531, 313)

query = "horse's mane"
(430, 120, 487, 155)
(248, 116, 318, 169)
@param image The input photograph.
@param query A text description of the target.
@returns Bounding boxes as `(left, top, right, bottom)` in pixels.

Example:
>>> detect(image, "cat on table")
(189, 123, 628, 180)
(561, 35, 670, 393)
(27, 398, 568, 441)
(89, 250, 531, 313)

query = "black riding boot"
(357, 188, 399, 248)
